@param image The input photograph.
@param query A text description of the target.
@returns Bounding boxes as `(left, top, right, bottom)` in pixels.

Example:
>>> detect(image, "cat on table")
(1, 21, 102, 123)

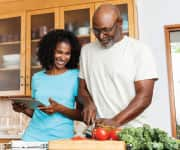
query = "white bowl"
(77, 26, 89, 35)
(2, 54, 20, 67)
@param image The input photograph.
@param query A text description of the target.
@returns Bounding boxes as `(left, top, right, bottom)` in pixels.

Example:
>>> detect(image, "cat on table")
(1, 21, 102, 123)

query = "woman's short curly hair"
(37, 29, 81, 70)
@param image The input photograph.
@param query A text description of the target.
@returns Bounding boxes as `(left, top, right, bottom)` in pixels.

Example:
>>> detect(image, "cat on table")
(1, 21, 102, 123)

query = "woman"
(12, 29, 82, 141)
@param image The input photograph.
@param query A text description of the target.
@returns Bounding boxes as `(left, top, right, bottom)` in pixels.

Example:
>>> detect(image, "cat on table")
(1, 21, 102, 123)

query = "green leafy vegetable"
(118, 124, 180, 150)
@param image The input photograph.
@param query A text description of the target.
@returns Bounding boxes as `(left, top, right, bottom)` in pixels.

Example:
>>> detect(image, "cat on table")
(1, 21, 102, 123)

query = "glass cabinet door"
(26, 10, 56, 95)
(95, 0, 136, 38)
(116, 4, 129, 36)
(62, 5, 94, 46)
(31, 13, 54, 75)
(112, 0, 136, 37)
(0, 15, 25, 96)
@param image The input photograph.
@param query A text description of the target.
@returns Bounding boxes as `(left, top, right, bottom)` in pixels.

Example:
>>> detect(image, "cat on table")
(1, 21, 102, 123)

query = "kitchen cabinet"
(95, 0, 136, 37)
(62, 4, 95, 45)
(26, 5, 94, 95)
(0, 0, 137, 140)
(25, 8, 58, 96)
(0, 0, 137, 97)
(0, 13, 25, 96)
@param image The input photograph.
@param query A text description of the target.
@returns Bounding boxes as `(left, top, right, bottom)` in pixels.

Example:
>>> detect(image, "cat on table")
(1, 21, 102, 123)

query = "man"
(78, 4, 158, 128)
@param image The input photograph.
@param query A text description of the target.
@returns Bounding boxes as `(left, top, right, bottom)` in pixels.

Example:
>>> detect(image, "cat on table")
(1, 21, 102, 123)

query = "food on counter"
(109, 129, 121, 140)
(92, 127, 110, 140)
(71, 136, 87, 140)
(118, 124, 180, 150)
(91, 127, 121, 140)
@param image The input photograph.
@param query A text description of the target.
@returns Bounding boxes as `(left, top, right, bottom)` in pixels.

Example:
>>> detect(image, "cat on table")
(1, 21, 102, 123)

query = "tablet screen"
(10, 97, 43, 109)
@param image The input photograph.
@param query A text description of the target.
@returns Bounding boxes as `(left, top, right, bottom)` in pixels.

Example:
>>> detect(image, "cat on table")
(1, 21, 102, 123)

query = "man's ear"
(117, 18, 123, 26)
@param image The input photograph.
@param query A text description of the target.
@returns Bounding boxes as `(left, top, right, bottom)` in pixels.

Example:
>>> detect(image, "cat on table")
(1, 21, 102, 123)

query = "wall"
(135, 0, 180, 135)
(0, 0, 179, 137)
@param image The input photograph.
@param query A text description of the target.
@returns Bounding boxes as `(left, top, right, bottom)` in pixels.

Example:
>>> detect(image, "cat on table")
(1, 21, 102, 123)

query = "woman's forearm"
(57, 104, 82, 121)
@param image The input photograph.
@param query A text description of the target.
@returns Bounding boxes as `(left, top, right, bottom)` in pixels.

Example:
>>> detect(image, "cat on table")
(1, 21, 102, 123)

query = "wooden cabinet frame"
(61, 4, 95, 41)
(25, 8, 59, 96)
(95, 0, 137, 38)
(164, 24, 180, 138)
(0, 0, 137, 97)
(0, 12, 26, 96)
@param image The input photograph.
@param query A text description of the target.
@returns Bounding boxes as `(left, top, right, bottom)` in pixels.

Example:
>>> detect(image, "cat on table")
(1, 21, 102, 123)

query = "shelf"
(0, 66, 20, 71)
(77, 35, 90, 38)
(0, 41, 20, 46)
(31, 39, 40, 43)
(31, 65, 41, 69)
(0, 135, 21, 139)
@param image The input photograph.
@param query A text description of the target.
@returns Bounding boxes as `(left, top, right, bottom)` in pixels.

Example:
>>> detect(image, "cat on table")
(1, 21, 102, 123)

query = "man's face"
(93, 16, 122, 48)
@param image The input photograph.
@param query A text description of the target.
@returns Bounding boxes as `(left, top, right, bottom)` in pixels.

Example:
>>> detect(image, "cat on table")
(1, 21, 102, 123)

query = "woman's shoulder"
(32, 70, 45, 79)
(68, 69, 79, 77)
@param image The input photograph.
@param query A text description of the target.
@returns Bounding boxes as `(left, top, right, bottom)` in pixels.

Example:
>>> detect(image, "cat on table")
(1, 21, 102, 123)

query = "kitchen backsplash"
(0, 99, 87, 138)
(0, 99, 30, 138)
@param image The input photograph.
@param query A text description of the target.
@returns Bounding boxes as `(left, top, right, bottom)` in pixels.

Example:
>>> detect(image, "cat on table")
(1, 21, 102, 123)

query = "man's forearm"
(78, 89, 94, 106)
(113, 79, 155, 126)
(113, 94, 152, 126)
(78, 79, 97, 125)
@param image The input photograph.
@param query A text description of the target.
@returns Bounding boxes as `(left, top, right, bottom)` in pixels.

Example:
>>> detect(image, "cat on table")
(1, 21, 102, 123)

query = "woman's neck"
(46, 67, 68, 75)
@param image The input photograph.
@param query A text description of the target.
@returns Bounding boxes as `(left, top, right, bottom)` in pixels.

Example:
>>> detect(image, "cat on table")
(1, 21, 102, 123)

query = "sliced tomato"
(109, 129, 121, 140)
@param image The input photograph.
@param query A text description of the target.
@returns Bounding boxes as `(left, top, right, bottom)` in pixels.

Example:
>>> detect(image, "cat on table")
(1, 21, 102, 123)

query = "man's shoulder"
(81, 41, 98, 52)
(125, 36, 146, 46)
(125, 36, 152, 52)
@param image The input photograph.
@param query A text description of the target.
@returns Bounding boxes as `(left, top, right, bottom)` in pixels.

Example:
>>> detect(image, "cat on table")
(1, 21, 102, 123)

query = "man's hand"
(82, 102, 97, 126)
(38, 98, 59, 115)
(95, 118, 119, 128)
(78, 79, 97, 125)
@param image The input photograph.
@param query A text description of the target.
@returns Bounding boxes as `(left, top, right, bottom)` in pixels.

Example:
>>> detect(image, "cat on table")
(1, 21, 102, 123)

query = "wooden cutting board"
(48, 140, 126, 150)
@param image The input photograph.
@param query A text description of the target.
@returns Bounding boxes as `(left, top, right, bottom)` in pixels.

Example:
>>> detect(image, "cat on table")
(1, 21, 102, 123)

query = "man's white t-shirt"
(79, 36, 158, 127)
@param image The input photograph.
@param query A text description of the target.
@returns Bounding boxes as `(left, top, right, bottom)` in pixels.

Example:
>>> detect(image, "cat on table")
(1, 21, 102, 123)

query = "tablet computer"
(10, 97, 44, 109)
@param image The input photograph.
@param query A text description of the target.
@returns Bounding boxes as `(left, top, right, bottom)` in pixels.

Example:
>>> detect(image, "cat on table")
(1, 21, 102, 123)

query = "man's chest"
(87, 50, 136, 81)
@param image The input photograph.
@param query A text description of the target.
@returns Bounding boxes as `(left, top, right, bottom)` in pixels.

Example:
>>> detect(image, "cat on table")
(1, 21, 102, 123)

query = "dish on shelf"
(77, 26, 90, 36)
(1, 65, 20, 69)
(2, 54, 20, 67)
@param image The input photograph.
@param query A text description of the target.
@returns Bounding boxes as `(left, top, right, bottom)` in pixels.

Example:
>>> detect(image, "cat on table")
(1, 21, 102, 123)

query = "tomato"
(92, 127, 109, 140)
(109, 129, 121, 140)
(71, 136, 87, 140)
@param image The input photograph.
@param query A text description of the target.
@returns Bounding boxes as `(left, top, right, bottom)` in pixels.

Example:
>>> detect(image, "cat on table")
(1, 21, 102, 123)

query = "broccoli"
(118, 124, 180, 150)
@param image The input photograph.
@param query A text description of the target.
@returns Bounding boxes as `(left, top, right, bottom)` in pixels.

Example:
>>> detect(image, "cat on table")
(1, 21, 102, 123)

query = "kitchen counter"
(48, 139, 126, 150)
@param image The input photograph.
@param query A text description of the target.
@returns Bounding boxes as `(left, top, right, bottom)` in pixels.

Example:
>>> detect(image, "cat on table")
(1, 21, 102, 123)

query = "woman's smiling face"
(54, 41, 71, 70)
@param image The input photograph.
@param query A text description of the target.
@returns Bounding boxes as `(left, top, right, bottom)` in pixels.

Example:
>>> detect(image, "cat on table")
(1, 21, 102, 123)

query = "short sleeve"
(73, 70, 79, 97)
(31, 76, 36, 99)
(135, 45, 158, 81)
(79, 47, 86, 79)
(74, 77, 79, 97)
